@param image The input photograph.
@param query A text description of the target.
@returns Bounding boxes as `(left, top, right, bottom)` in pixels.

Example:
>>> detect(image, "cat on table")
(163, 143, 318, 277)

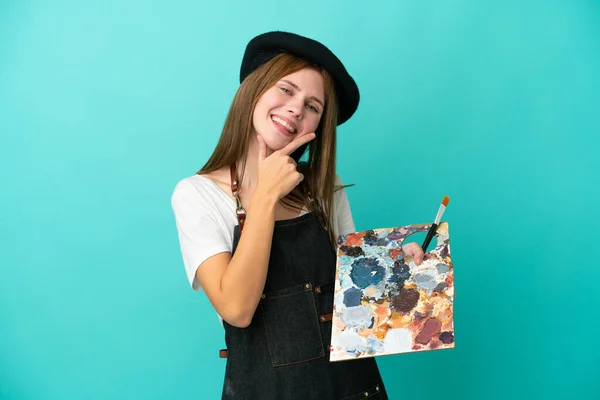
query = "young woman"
(172, 31, 424, 399)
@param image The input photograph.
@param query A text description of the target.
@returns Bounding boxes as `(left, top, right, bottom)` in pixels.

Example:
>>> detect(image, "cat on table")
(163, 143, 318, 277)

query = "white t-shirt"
(171, 174, 356, 291)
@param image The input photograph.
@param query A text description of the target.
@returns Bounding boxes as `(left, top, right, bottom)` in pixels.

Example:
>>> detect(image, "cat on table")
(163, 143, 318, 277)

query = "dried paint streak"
(331, 222, 455, 361)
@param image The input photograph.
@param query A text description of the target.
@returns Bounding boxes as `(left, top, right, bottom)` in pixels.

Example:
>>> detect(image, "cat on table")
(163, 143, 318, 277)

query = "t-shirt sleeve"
(171, 179, 231, 291)
(333, 174, 356, 238)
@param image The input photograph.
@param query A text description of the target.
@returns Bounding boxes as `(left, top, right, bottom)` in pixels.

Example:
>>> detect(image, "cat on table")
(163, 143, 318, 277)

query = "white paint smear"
(384, 328, 413, 353)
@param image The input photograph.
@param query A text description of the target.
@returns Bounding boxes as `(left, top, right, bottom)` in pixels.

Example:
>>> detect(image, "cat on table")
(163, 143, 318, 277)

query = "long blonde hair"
(199, 53, 342, 247)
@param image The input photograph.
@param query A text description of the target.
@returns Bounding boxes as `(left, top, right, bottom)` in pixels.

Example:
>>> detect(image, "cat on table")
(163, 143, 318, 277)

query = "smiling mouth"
(271, 115, 297, 134)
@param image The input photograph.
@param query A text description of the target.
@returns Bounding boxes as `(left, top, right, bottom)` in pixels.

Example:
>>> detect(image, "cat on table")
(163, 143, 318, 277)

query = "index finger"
(279, 132, 316, 156)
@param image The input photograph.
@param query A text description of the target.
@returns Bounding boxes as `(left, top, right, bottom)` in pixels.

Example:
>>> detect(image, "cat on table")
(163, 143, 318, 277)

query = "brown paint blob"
(439, 331, 455, 344)
(415, 318, 442, 344)
(391, 288, 420, 313)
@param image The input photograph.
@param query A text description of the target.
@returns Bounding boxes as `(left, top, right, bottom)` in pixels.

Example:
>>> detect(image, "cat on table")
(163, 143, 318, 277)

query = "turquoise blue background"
(1, 0, 599, 398)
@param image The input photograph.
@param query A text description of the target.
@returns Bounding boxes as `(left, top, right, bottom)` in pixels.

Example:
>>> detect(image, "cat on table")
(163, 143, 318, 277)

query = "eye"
(306, 104, 319, 113)
(279, 86, 292, 95)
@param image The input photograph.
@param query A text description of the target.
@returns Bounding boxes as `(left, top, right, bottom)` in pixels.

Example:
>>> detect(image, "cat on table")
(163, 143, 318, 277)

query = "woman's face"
(252, 67, 325, 151)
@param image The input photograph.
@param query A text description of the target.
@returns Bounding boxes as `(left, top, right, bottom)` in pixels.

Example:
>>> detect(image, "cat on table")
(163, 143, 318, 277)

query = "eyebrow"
(281, 79, 325, 109)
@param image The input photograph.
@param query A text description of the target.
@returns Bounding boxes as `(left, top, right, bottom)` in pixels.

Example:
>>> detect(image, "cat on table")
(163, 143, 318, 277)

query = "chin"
(257, 128, 291, 150)
(263, 137, 288, 151)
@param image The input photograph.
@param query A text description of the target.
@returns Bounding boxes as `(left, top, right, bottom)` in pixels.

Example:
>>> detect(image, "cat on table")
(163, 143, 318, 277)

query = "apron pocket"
(340, 384, 384, 400)
(260, 282, 325, 367)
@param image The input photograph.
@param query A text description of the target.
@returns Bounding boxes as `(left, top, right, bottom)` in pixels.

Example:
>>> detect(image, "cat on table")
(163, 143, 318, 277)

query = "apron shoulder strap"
(230, 163, 246, 232)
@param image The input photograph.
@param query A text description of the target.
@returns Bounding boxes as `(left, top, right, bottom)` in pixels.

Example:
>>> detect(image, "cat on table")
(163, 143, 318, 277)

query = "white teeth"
(272, 116, 296, 133)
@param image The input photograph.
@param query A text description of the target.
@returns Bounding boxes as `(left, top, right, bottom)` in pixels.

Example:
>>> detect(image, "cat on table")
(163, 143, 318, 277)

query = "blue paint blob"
(414, 273, 437, 293)
(388, 261, 411, 285)
(434, 282, 447, 293)
(436, 263, 449, 273)
(339, 255, 353, 266)
(343, 287, 363, 307)
(363, 230, 388, 246)
(363, 230, 377, 245)
(350, 258, 385, 289)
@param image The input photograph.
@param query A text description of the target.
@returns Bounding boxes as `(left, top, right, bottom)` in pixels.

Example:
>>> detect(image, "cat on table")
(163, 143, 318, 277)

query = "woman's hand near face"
(255, 133, 315, 201)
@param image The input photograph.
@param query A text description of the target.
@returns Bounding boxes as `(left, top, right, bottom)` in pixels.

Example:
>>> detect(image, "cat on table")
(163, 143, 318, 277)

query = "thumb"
(414, 252, 424, 265)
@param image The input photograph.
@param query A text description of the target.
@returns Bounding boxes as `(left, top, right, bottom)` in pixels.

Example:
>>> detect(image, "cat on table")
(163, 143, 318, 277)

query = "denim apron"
(220, 212, 389, 399)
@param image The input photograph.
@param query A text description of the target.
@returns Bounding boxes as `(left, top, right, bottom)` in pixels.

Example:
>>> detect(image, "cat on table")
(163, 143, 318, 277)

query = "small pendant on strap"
(230, 163, 247, 232)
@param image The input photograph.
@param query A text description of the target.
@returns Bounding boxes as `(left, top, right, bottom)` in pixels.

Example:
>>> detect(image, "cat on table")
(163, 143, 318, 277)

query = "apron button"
(315, 286, 321, 293)
(376, 385, 380, 391)
(261, 294, 266, 299)
(305, 283, 312, 290)
(363, 392, 369, 397)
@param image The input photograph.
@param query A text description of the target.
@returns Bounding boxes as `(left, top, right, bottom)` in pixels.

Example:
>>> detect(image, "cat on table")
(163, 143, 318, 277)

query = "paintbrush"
(421, 196, 450, 252)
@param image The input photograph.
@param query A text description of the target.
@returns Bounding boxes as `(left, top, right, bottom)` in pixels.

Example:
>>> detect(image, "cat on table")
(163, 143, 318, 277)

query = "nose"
(286, 98, 303, 119)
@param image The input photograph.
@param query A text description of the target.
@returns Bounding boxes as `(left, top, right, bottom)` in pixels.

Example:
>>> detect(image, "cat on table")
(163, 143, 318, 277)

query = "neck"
(238, 136, 273, 192)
